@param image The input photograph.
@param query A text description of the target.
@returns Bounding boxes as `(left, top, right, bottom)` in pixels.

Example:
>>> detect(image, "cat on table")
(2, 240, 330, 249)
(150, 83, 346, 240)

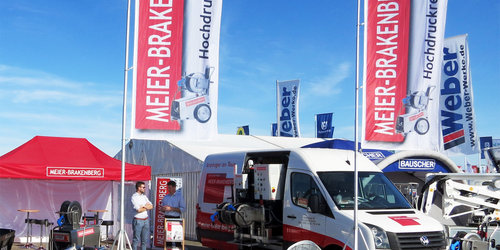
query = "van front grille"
(387, 231, 446, 250)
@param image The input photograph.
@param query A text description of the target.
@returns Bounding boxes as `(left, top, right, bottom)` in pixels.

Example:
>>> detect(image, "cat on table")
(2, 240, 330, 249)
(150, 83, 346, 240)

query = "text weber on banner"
(277, 80, 300, 137)
(439, 34, 479, 155)
(362, 0, 448, 151)
(131, 0, 222, 140)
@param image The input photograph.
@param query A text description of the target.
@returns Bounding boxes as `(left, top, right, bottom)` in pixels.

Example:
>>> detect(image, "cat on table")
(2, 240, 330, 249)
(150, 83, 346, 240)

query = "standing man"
(160, 180, 185, 218)
(161, 180, 185, 249)
(131, 181, 153, 250)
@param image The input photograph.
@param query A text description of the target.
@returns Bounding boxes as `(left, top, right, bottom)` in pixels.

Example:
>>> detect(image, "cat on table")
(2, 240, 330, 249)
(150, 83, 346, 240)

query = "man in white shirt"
(131, 181, 153, 250)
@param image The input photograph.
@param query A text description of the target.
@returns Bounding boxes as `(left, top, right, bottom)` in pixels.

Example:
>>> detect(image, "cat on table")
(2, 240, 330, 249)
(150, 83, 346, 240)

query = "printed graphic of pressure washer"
(396, 86, 436, 136)
(171, 66, 214, 123)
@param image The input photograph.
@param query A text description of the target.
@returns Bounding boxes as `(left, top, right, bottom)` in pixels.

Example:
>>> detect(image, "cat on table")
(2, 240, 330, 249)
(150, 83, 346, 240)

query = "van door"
(283, 170, 328, 248)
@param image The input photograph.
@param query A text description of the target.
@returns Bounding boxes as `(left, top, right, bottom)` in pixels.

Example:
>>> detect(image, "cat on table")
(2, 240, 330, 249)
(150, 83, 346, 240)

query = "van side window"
(291, 172, 321, 209)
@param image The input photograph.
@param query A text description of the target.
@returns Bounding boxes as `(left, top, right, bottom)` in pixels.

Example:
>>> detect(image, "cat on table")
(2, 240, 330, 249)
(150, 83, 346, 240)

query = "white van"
(196, 148, 446, 249)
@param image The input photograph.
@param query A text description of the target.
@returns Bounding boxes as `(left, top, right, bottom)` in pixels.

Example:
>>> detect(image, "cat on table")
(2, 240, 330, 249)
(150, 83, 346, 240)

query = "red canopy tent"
(0, 136, 151, 242)
(0, 136, 150, 180)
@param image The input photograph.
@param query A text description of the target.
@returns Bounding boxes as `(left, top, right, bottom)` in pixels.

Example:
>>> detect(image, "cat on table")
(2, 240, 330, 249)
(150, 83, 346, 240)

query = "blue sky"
(1, 1, 499, 165)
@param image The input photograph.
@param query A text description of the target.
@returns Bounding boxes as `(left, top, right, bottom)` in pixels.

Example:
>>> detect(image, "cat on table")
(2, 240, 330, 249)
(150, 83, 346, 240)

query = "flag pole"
(114, 0, 133, 249)
(276, 80, 280, 137)
(314, 114, 317, 138)
(354, 0, 362, 249)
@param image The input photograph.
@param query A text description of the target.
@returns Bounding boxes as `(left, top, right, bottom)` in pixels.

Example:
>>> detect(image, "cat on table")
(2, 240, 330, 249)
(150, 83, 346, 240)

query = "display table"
(17, 209, 40, 248)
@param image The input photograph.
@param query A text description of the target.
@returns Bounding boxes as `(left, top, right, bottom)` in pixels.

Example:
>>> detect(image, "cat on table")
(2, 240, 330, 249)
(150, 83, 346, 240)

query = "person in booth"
(131, 181, 153, 250)
(160, 180, 186, 248)
(160, 180, 185, 218)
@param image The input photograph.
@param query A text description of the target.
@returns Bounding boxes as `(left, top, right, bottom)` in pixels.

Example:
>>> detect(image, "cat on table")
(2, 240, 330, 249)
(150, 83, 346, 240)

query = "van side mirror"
(308, 194, 321, 213)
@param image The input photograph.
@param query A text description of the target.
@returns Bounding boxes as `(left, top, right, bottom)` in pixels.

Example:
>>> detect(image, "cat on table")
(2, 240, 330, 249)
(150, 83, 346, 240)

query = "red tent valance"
(0, 136, 151, 180)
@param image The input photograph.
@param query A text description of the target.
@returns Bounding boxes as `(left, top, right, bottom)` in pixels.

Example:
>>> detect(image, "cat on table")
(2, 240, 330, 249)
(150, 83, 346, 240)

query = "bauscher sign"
(398, 159, 436, 171)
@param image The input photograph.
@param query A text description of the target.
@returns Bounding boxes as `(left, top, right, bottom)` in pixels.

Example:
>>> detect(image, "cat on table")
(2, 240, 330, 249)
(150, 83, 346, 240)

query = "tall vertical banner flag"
(131, 0, 222, 140)
(276, 80, 300, 137)
(362, 0, 448, 150)
(439, 35, 479, 155)
(316, 113, 334, 138)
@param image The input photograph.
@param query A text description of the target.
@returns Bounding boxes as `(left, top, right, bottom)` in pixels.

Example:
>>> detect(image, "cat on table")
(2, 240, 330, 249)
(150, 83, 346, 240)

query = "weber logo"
(440, 46, 466, 150)
(277, 80, 300, 137)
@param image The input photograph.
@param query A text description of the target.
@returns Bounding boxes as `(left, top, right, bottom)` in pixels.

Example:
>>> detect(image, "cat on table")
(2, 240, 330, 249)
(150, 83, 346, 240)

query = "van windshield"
(318, 171, 412, 210)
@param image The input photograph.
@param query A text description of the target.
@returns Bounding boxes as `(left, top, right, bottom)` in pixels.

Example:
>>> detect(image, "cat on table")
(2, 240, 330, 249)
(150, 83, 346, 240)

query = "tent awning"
(302, 139, 459, 173)
(0, 136, 151, 180)
(302, 139, 393, 164)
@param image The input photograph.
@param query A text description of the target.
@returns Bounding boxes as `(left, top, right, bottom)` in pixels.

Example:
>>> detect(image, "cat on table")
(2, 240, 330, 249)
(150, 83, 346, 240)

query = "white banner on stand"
(277, 80, 300, 137)
(440, 34, 479, 155)
(362, 0, 448, 151)
(131, 0, 222, 141)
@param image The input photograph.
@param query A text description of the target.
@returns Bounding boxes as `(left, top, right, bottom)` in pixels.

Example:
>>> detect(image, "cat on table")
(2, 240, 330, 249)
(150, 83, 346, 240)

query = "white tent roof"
(166, 134, 327, 161)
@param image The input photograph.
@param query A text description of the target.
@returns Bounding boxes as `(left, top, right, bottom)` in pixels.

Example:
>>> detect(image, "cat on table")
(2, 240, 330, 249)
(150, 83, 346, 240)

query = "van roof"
(205, 148, 380, 173)
(289, 148, 380, 172)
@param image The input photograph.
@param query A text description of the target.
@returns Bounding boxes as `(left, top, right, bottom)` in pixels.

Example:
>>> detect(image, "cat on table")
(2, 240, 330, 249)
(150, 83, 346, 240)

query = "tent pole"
(115, 0, 133, 249)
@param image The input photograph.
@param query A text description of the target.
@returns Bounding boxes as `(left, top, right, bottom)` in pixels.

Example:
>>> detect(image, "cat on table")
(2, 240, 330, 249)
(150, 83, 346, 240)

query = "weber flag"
(316, 113, 334, 138)
(362, 0, 448, 151)
(131, 0, 222, 140)
(277, 80, 300, 137)
(439, 35, 479, 155)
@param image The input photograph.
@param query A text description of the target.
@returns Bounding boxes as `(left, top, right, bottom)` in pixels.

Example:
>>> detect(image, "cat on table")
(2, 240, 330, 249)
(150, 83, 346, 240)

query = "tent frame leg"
(112, 230, 131, 250)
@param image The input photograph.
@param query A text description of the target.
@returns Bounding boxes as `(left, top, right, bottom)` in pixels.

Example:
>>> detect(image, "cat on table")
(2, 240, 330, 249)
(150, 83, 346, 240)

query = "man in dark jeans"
(161, 181, 185, 249)
(131, 181, 153, 250)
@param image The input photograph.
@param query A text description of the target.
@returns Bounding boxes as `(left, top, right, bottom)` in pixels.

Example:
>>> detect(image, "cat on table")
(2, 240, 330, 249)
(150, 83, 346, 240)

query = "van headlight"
(365, 224, 390, 249)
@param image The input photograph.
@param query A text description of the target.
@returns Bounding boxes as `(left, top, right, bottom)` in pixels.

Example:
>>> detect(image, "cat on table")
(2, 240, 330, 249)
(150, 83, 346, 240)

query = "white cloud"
(0, 65, 80, 88)
(0, 65, 125, 155)
(11, 89, 119, 107)
(0, 110, 122, 155)
(0, 64, 122, 108)
(218, 105, 260, 120)
(307, 62, 351, 96)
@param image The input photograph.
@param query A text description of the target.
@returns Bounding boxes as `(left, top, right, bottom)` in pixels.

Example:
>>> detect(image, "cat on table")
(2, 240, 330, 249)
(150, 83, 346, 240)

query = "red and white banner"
(46, 167, 104, 178)
(131, 0, 222, 140)
(277, 80, 300, 137)
(439, 34, 479, 155)
(153, 176, 182, 247)
(362, 0, 448, 150)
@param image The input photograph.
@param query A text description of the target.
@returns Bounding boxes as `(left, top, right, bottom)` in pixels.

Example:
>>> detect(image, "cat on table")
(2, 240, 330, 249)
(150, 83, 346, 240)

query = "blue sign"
(271, 123, 277, 136)
(480, 136, 493, 159)
(316, 113, 334, 138)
